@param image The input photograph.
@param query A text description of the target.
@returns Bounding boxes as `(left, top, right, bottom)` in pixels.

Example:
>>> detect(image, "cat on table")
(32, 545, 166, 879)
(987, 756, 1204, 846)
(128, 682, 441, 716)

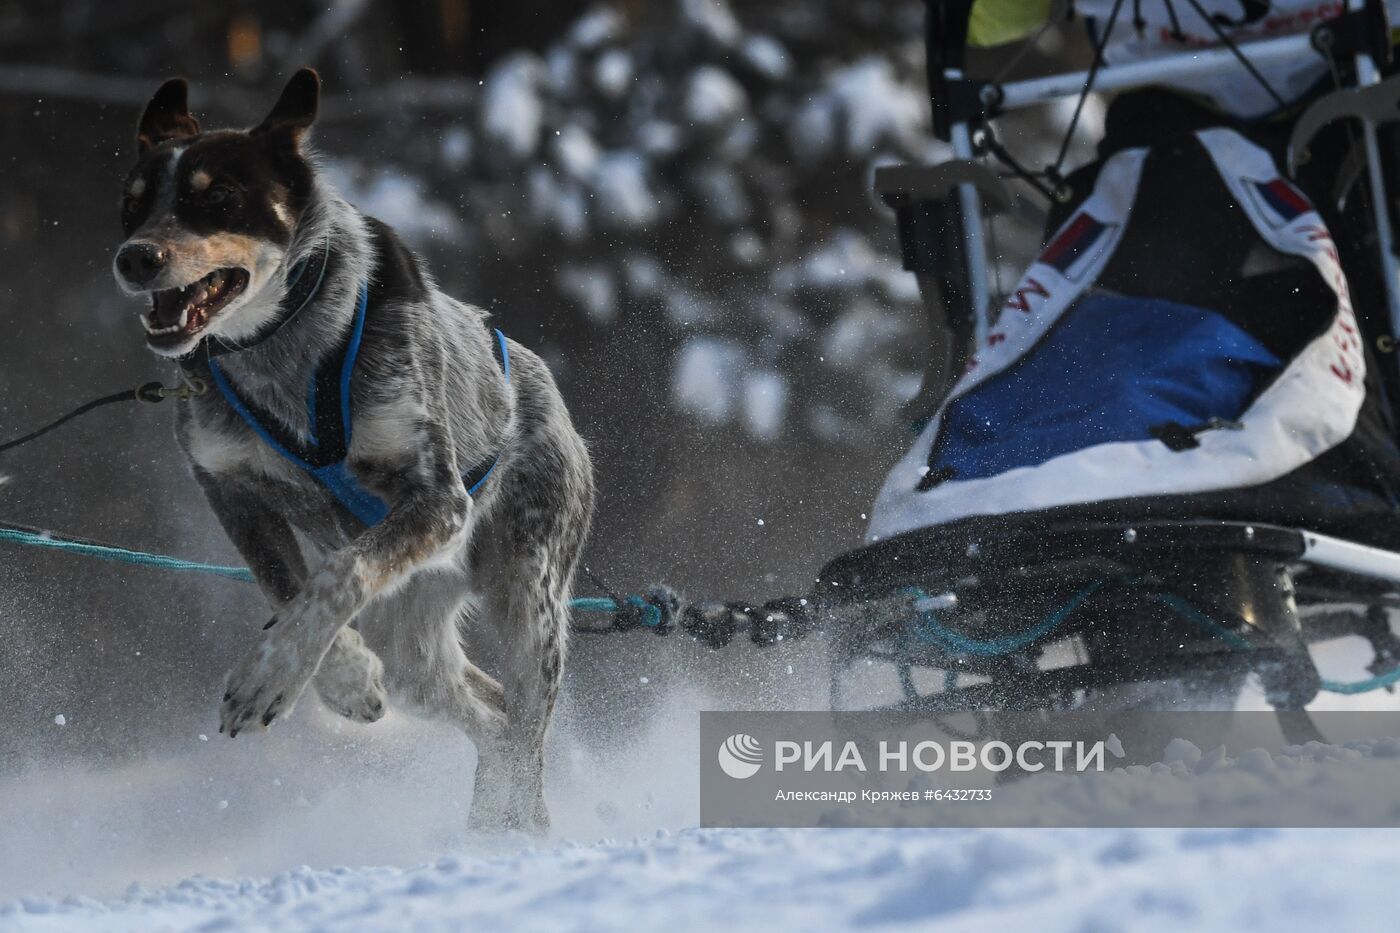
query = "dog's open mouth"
(143, 268, 250, 346)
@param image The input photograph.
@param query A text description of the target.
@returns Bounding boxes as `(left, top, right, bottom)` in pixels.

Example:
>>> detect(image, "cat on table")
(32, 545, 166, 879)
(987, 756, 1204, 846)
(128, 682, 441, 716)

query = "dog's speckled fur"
(114, 70, 594, 833)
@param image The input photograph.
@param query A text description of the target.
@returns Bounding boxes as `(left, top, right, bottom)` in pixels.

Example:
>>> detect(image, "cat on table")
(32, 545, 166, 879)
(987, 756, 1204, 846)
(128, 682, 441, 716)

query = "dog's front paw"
(314, 630, 388, 724)
(220, 630, 318, 737)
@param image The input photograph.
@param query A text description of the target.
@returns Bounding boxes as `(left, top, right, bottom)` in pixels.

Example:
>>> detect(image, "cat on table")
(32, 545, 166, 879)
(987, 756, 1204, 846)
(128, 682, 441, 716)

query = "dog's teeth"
(179, 307, 189, 329)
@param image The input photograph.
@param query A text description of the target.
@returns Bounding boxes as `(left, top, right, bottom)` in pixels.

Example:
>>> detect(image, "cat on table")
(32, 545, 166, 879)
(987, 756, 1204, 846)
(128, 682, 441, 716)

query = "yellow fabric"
(966, 0, 1053, 48)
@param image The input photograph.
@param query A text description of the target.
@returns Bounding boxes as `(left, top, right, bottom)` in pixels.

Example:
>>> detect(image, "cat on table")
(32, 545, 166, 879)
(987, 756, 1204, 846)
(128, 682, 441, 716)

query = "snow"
(672, 336, 745, 422)
(742, 35, 792, 80)
(742, 370, 788, 440)
(622, 253, 665, 297)
(790, 96, 839, 161)
(785, 230, 920, 304)
(527, 168, 588, 240)
(322, 165, 464, 243)
(789, 57, 926, 160)
(685, 66, 748, 127)
(551, 124, 601, 179)
(591, 152, 660, 229)
(567, 6, 625, 50)
(691, 165, 750, 223)
(5, 639, 1400, 931)
(638, 119, 683, 158)
(592, 49, 634, 98)
(556, 264, 617, 325)
(680, 0, 742, 48)
(821, 307, 902, 369)
(730, 230, 765, 266)
(7, 744, 1400, 930)
(438, 126, 472, 170)
(480, 53, 544, 159)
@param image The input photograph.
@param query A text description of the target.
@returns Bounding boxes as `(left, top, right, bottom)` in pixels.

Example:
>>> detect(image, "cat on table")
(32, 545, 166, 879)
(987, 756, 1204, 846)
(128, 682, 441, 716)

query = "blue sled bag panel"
(926, 295, 1282, 486)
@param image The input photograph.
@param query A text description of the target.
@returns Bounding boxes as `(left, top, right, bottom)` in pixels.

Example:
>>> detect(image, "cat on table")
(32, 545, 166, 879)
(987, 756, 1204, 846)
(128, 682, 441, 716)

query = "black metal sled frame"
(814, 520, 1400, 715)
(819, 520, 1400, 597)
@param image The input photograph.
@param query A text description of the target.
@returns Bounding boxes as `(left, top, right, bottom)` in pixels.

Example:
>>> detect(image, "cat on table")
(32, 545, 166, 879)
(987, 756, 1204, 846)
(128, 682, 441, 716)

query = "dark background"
(0, 0, 1078, 763)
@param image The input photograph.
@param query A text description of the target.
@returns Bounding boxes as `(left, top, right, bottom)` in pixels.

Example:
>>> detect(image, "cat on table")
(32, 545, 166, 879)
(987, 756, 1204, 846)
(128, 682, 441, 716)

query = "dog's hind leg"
(313, 627, 388, 723)
(469, 540, 575, 835)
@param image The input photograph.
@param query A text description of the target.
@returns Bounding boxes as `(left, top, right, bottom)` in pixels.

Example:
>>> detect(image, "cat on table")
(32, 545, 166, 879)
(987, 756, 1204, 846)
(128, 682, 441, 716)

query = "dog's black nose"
(116, 242, 167, 287)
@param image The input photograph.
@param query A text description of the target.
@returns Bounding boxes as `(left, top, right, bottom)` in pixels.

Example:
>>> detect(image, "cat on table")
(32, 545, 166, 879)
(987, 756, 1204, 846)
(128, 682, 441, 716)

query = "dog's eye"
(205, 185, 239, 206)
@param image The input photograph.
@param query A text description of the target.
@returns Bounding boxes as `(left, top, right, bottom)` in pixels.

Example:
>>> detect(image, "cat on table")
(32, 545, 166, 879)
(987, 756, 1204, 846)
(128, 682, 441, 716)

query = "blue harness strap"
(207, 286, 511, 526)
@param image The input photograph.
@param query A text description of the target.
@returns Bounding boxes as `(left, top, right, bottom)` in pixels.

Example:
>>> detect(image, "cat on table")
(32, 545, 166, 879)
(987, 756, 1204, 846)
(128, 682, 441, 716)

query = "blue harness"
(205, 283, 510, 526)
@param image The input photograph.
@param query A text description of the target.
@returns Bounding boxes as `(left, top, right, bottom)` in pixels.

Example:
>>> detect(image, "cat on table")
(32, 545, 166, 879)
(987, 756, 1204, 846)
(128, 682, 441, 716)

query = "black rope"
(0, 517, 153, 553)
(1180, 0, 1288, 112)
(980, 128, 1059, 203)
(0, 384, 163, 455)
(1052, 0, 1127, 178)
(583, 564, 626, 607)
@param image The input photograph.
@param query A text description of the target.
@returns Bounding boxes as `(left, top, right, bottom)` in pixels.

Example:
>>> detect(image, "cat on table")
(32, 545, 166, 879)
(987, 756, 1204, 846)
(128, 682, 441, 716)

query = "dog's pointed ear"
(137, 78, 200, 154)
(254, 68, 319, 143)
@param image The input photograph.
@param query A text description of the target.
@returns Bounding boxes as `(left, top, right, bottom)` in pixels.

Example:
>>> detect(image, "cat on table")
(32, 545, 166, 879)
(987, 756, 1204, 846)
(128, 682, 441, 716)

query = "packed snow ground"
(9, 825, 1400, 932)
(5, 648, 1400, 932)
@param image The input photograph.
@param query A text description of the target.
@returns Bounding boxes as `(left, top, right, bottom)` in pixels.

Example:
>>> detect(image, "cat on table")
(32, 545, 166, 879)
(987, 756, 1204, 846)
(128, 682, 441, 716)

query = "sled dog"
(112, 69, 594, 832)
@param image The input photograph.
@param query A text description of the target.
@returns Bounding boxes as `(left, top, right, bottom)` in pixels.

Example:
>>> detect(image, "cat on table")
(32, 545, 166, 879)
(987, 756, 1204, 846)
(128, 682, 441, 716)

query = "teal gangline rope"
(1318, 669, 1400, 695)
(573, 594, 662, 627)
(908, 577, 1400, 696)
(1153, 591, 1400, 694)
(0, 523, 632, 618)
(907, 579, 1110, 657)
(0, 525, 255, 582)
(1155, 592, 1400, 693)
(1152, 590, 1400, 695)
(1154, 592, 1255, 651)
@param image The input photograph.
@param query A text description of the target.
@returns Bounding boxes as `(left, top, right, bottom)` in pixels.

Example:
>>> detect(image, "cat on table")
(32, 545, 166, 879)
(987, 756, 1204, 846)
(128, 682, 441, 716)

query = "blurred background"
(0, 0, 1087, 766)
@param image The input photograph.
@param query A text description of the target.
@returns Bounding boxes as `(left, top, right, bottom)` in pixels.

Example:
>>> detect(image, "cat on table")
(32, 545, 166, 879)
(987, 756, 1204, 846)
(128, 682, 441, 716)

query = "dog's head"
(114, 69, 320, 357)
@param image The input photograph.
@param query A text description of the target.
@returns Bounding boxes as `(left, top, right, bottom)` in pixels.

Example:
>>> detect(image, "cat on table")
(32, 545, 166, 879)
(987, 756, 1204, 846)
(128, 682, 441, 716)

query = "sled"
(772, 0, 1400, 718)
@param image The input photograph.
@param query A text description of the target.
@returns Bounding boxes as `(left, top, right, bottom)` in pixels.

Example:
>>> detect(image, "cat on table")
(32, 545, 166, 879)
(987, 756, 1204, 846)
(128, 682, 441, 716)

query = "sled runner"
(803, 0, 1400, 716)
